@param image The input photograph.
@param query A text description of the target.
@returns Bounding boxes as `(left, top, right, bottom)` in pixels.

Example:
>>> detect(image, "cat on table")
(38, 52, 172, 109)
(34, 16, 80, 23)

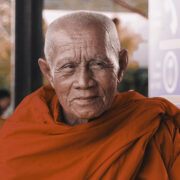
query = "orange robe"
(0, 118, 5, 129)
(0, 85, 179, 180)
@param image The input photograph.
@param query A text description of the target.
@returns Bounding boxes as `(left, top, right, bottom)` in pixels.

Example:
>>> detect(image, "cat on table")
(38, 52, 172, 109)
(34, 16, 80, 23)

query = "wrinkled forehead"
(51, 24, 108, 48)
(45, 24, 114, 60)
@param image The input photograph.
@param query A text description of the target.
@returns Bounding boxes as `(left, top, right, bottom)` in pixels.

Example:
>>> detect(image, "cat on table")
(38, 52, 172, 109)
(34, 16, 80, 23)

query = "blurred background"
(0, 0, 179, 118)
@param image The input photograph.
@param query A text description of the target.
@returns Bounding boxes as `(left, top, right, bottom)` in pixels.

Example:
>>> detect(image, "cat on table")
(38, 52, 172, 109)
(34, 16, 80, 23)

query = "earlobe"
(117, 49, 128, 82)
(38, 58, 54, 88)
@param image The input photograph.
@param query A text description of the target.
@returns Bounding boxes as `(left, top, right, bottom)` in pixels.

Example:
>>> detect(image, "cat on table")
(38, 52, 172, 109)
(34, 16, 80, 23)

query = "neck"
(62, 110, 89, 126)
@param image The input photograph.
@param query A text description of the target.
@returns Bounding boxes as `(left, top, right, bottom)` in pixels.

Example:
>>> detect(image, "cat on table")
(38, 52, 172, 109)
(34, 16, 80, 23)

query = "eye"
(56, 62, 76, 74)
(95, 62, 105, 66)
(62, 63, 75, 69)
(89, 61, 106, 69)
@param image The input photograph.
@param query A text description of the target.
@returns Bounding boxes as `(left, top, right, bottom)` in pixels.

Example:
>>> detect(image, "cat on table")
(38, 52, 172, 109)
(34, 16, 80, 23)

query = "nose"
(74, 67, 96, 89)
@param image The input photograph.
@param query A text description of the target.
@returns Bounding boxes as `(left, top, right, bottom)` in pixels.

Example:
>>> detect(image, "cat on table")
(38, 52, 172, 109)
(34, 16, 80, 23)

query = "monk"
(0, 11, 179, 180)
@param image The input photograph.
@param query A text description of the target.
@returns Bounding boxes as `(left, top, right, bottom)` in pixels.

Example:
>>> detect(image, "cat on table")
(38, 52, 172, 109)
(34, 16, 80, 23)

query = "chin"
(74, 109, 103, 120)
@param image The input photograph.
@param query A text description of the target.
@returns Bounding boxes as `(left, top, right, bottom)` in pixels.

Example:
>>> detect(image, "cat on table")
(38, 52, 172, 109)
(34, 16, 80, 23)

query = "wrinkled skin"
(39, 24, 127, 125)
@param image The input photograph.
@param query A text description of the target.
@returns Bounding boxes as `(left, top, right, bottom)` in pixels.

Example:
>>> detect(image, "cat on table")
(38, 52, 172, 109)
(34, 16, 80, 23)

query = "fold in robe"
(0, 118, 5, 129)
(0, 85, 180, 180)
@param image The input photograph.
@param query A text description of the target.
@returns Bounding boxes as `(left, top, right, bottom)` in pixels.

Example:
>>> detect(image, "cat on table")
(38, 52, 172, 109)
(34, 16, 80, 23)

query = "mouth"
(73, 96, 99, 105)
(76, 96, 99, 100)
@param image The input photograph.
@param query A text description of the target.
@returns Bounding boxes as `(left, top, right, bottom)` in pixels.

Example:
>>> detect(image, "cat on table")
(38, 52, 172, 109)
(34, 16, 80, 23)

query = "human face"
(49, 27, 119, 121)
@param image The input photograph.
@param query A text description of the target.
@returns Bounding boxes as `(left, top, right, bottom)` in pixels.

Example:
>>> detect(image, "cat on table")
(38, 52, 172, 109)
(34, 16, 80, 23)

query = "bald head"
(44, 11, 120, 64)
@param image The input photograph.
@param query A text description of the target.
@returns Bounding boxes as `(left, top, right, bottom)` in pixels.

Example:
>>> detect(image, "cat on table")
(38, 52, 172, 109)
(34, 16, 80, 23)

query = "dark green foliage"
(118, 68, 148, 96)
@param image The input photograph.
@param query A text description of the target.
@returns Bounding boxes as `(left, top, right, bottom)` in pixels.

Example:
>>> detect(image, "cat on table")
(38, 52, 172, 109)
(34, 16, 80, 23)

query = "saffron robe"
(0, 85, 180, 180)
(0, 118, 5, 129)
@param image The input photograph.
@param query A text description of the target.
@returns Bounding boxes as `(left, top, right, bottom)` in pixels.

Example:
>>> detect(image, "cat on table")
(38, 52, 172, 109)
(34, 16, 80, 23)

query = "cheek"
(94, 71, 117, 102)
(96, 70, 117, 88)
(52, 75, 73, 103)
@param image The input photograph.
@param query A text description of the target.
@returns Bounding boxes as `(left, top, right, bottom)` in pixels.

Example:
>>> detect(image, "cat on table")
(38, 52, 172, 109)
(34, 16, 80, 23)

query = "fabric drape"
(0, 85, 179, 180)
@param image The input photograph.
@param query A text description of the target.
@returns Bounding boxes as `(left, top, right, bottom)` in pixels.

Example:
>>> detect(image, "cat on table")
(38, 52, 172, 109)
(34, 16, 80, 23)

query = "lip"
(72, 96, 99, 105)
(75, 96, 99, 100)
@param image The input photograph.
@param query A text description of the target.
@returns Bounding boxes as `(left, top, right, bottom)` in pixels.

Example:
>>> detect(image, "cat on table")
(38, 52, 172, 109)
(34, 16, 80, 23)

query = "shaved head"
(44, 11, 120, 65)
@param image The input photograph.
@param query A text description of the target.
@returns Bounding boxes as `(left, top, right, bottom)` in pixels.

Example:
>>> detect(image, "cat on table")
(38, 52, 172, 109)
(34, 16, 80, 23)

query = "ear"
(117, 49, 128, 82)
(38, 58, 54, 88)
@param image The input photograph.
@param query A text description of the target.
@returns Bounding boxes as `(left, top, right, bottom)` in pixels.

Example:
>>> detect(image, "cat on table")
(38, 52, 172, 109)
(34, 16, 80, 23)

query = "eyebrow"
(95, 55, 109, 60)
(55, 54, 111, 66)
(92, 55, 113, 65)
(55, 58, 76, 66)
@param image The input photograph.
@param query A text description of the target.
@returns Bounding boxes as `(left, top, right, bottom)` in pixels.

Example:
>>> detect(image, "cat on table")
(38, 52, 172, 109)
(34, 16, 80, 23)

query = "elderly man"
(0, 11, 179, 179)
